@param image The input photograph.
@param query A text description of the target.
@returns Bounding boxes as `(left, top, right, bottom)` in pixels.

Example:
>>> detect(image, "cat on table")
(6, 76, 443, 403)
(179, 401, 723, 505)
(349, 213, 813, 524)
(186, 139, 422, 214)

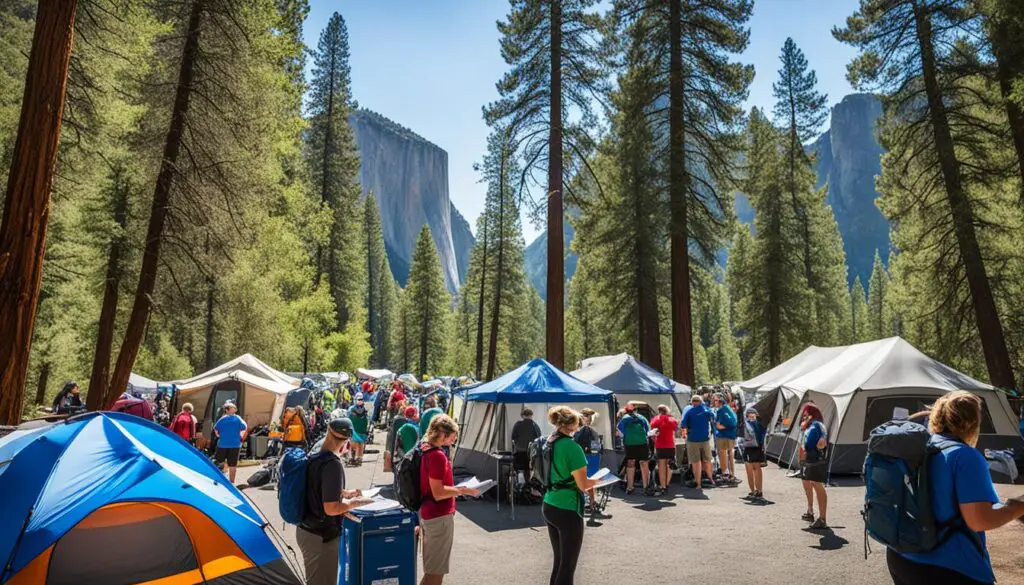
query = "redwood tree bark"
(0, 0, 78, 425)
(106, 0, 204, 408)
(668, 0, 695, 385)
(546, 0, 565, 369)
(913, 6, 1015, 389)
(34, 361, 51, 406)
(85, 175, 128, 411)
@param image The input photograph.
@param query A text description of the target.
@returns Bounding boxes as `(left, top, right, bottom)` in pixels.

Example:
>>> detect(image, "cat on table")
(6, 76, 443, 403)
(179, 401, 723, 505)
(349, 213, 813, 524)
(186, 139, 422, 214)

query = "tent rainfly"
(173, 354, 298, 431)
(771, 337, 1024, 474)
(571, 354, 691, 416)
(453, 359, 615, 481)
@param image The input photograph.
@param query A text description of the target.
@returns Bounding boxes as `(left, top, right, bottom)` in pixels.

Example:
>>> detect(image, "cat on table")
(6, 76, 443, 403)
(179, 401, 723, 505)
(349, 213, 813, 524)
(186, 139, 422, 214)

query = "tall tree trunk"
(668, 0, 694, 384)
(991, 26, 1024, 203)
(0, 0, 77, 425)
(34, 361, 51, 406)
(315, 49, 337, 289)
(487, 148, 508, 381)
(107, 0, 204, 408)
(204, 280, 215, 368)
(913, 5, 1015, 389)
(475, 218, 489, 380)
(767, 199, 783, 366)
(545, 0, 565, 369)
(366, 207, 377, 365)
(419, 294, 431, 379)
(634, 170, 662, 370)
(85, 171, 128, 411)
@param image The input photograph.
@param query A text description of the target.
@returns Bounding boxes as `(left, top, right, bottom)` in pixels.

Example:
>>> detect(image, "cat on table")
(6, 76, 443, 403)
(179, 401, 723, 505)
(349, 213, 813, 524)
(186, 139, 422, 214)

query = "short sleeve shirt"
(419, 446, 456, 520)
(213, 414, 247, 448)
(715, 406, 738, 440)
(650, 415, 679, 450)
(681, 405, 712, 442)
(901, 437, 1000, 583)
(617, 413, 650, 446)
(300, 453, 345, 541)
(542, 436, 588, 515)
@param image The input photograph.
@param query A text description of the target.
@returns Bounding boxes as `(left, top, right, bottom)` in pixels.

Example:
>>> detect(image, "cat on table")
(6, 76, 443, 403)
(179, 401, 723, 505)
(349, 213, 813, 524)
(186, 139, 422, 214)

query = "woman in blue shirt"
(799, 403, 829, 529)
(887, 391, 1024, 585)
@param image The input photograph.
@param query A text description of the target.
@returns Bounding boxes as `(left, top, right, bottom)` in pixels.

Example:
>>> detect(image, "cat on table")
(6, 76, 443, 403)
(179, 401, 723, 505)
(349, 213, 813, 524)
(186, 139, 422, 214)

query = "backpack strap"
(419, 445, 441, 503)
(928, 438, 987, 557)
(547, 435, 576, 491)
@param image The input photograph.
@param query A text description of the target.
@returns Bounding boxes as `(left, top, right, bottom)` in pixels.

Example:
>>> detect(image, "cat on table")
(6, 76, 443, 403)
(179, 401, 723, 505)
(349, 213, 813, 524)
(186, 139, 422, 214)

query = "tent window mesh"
(863, 396, 996, 440)
(47, 506, 199, 585)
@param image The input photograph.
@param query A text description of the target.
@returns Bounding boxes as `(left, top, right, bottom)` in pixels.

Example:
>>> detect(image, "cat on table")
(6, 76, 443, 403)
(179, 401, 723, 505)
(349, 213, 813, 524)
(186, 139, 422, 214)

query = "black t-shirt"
(574, 425, 597, 454)
(511, 419, 542, 453)
(300, 452, 345, 541)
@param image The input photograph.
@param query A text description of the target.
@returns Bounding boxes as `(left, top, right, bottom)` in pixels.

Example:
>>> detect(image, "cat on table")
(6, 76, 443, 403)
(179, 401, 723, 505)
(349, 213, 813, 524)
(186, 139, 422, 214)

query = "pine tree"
(979, 0, 1024, 198)
(836, 0, 1016, 388)
(867, 251, 890, 340)
(850, 276, 870, 343)
(406, 226, 450, 378)
(364, 193, 392, 366)
(307, 12, 364, 332)
(485, 0, 609, 369)
(707, 284, 742, 381)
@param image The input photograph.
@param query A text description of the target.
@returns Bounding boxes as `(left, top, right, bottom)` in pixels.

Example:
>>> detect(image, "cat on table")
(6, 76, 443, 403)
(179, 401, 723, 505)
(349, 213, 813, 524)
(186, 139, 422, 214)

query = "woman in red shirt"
(649, 405, 679, 495)
(419, 414, 479, 585)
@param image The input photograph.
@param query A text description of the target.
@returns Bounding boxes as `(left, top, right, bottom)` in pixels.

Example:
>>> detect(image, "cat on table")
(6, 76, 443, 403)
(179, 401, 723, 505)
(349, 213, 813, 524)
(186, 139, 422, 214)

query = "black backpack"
(394, 443, 438, 511)
(529, 435, 576, 491)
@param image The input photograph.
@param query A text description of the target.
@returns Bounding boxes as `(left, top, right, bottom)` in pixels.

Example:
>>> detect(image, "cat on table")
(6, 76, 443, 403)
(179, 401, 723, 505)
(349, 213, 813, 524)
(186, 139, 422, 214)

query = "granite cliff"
(349, 109, 473, 291)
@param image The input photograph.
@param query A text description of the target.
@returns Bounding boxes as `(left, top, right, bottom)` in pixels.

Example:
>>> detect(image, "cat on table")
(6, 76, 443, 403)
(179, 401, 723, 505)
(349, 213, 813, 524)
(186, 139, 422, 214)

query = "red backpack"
(171, 412, 196, 442)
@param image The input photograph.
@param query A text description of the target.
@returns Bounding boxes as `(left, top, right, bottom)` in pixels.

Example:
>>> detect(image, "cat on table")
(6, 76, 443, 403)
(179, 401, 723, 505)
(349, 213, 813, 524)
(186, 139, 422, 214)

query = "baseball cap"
(404, 406, 418, 419)
(329, 417, 354, 438)
(355, 392, 364, 401)
(624, 403, 636, 413)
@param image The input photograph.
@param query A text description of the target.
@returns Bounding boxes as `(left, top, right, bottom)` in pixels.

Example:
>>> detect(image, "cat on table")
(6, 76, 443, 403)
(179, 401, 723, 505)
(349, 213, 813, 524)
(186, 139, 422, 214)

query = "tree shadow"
(456, 499, 546, 533)
(803, 527, 849, 551)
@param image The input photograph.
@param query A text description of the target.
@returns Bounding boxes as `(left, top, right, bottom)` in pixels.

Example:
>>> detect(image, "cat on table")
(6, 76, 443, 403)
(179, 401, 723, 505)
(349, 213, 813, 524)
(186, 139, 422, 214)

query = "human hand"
(461, 487, 481, 497)
(346, 497, 374, 509)
(342, 489, 362, 498)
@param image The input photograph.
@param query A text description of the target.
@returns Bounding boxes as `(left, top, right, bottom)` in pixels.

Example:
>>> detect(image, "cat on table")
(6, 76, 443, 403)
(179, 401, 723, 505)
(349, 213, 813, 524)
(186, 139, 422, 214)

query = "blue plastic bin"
(341, 506, 418, 585)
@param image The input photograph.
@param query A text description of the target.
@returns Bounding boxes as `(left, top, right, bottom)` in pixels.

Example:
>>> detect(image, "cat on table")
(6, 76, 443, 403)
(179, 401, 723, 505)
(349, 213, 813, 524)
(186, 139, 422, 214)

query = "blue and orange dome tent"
(0, 412, 300, 585)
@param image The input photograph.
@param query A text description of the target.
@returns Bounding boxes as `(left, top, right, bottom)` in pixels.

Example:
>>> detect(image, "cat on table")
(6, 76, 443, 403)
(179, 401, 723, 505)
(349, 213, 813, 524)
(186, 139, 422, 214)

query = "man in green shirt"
(419, 395, 444, 436)
(396, 406, 421, 458)
(617, 404, 652, 495)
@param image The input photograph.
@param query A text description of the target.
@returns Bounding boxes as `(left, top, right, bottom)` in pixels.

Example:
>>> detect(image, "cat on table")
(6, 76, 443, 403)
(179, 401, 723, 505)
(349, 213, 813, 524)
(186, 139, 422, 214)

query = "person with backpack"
(296, 417, 372, 585)
(799, 403, 829, 529)
(281, 406, 309, 449)
(739, 406, 766, 501)
(347, 393, 370, 466)
(170, 403, 198, 445)
(397, 406, 421, 458)
(573, 408, 602, 509)
(384, 393, 410, 472)
(418, 414, 479, 585)
(712, 393, 739, 485)
(879, 391, 1024, 585)
(419, 395, 444, 437)
(681, 394, 715, 489)
(649, 404, 679, 496)
(617, 403, 652, 495)
(512, 408, 542, 487)
(543, 406, 600, 585)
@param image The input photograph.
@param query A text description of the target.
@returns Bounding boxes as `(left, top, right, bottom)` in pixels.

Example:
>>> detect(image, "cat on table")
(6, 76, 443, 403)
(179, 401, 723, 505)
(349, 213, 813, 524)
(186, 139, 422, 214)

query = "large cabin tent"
(775, 337, 1024, 474)
(571, 353, 691, 416)
(453, 359, 615, 481)
(0, 413, 300, 585)
(173, 354, 298, 435)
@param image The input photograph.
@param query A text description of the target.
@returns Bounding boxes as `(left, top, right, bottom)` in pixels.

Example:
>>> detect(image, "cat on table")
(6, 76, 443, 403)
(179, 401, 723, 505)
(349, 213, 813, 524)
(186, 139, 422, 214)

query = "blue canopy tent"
(571, 353, 691, 417)
(0, 412, 300, 585)
(452, 359, 615, 481)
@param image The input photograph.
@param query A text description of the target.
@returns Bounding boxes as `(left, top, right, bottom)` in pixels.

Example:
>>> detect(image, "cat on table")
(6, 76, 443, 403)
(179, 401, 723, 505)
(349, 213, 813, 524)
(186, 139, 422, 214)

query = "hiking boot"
(625, 487, 634, 495)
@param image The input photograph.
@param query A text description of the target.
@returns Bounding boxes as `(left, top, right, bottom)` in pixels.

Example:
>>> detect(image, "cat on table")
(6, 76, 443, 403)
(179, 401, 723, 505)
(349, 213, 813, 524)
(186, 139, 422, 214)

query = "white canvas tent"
(453, 359, 615, 481)
(571, 354, 691, 417)
(127, 373, 159, 395)
(173, 354, 298, 432)
(775, 337, 1023, 474)
(356, 368, 394, 381)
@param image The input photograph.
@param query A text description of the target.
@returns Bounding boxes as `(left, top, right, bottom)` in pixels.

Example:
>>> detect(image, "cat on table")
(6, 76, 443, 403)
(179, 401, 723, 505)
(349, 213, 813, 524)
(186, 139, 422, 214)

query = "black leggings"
(542, 502, 584, 585)
(886, 548, 991, 585)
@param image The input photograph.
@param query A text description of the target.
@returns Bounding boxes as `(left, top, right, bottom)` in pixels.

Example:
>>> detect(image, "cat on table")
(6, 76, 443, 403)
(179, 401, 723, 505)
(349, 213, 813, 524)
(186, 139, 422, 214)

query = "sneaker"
(652, 488, 665, 497)
(685, 480, 698, 489)
(743, 491, 756, 500)
(754, 490, 764, 498)
(801, 512, 815, 522)
(810, 518, 829, 530)
(625, 487, 635, 495)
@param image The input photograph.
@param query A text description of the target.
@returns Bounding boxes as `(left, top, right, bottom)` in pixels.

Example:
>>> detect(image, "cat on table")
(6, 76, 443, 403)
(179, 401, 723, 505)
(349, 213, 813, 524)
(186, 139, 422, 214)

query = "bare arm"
(323, 497, 371, 517)
(960, 500, 1024, 533)
(571, 467, 598, 492)
(429, 477, 477, 501)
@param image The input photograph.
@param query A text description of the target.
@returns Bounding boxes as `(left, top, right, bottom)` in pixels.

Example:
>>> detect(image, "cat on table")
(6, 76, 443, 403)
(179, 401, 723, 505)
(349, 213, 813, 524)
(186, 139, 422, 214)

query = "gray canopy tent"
(571, 353, 691, 416)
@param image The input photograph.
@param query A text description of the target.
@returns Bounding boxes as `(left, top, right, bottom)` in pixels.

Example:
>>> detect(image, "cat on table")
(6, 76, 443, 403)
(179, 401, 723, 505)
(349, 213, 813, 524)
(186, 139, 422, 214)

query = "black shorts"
(624, 444, 650, 462)
(215, 447, 240, 467)
(743, 447, 765, 463)
(656, 448, 676, 460)
(800, 460, 827, 483)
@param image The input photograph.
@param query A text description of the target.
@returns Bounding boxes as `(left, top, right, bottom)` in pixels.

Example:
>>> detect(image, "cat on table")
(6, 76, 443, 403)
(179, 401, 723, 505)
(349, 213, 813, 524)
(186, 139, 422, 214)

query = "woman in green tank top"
(542, 406, 600, 585)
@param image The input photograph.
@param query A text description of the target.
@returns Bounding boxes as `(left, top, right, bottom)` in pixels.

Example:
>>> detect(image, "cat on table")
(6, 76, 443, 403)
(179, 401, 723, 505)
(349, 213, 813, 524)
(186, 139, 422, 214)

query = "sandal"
(801, 512, 815, 522)
(810, 518, 828, 530)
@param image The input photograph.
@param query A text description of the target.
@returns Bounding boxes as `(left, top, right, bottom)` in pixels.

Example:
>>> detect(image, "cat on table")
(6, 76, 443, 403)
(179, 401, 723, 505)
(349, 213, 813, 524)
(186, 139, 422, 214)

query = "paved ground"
(239, 440, 1024, 585)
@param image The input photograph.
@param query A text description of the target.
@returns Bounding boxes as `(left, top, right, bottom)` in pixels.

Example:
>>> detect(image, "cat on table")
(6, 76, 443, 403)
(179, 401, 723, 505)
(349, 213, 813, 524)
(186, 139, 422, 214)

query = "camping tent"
(0, 412, 300, 585)
(571, 353, 691, 416)
(356, 368, 394, 381)
(127, 372, 159, 395)
(775, 337, 1024, 474)
(453, 359, 615, 481)
(174, 354, 298, 432)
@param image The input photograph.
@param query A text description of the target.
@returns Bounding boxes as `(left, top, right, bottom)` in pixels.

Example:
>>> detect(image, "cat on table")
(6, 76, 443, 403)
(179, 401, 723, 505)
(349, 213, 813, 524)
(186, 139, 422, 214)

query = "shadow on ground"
(457, 499, 546, 532)
(803, 526, 850, 551)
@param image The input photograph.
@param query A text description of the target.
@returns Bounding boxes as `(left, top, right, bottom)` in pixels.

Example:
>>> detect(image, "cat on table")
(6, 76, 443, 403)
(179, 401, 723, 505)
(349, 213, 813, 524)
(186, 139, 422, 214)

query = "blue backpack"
(862, 420, 981, 557)
(278, 447, 331, 525)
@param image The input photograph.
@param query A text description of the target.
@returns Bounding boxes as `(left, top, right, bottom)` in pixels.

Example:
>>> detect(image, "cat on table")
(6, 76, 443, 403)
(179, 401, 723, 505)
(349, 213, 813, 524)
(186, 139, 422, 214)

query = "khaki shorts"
(718, 438, 736, 452)
(420, 513, 455, 575)
(686, 440, 713, 464)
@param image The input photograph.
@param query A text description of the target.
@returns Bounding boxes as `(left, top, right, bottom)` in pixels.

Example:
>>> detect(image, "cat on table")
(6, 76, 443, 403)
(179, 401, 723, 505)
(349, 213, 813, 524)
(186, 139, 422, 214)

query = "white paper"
(588, 467, 611, 480)
(892, 407, 910, 420)
(588, 467, 620, 489)
(361, 487, 382, 499)
(456, 476, 497, 494)
(647, 429, 659, 438)
(356, 498, 402, 513)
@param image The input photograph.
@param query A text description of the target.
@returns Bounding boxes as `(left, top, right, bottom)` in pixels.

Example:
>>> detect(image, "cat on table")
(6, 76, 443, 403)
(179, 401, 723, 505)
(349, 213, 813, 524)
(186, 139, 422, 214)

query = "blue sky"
(305, 0, 861, 244)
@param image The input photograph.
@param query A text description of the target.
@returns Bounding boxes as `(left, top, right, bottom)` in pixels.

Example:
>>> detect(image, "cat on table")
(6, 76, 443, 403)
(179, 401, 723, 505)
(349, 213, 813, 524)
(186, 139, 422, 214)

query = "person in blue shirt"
(799, 403, 829, 528)
(739, 406, 767, 501)
(213, 402, 248, 483)
(888, 391, 1024, 585)
(712, 393, 739, 485)
(681, 395, 714, 489)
